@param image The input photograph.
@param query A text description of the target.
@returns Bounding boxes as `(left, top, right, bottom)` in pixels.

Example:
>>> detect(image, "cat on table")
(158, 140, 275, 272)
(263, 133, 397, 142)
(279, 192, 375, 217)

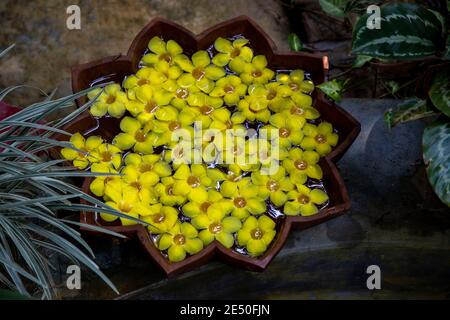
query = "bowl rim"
(66, 15, 360, 276)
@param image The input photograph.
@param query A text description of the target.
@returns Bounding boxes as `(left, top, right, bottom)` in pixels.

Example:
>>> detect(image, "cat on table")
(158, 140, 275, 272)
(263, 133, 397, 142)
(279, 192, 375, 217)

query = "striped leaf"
(319, 0, 348, 20)
(423, 119, 450, 206)
(429, 67, 450, 118)
(384, 98, 438, 128)
(352, 3, 444, 59)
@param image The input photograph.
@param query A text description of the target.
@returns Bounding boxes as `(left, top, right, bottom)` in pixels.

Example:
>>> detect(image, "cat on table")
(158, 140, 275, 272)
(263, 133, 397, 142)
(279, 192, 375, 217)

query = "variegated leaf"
(319, 0, 348, 20)
(384, 98, 437, 128)
(429, 68, 450, 118)
(423, 119, 450, 206)
(352, 3, 444, 59)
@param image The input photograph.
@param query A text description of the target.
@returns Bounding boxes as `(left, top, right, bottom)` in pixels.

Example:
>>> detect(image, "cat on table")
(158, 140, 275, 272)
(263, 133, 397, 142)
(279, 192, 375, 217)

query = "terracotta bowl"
(61, 16, 360, 276)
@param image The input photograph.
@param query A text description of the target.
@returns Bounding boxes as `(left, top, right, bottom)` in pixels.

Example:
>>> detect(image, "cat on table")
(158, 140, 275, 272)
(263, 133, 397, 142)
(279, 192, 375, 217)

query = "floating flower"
(141, 204, 179, 234)
(168, 77, 201, 110)
(120, 165, 160, 204)
(237, 215, 276, 257)
(151, 113, 195, 147)
(235, 55, 275, 85)
(155, 177, 187, 206)
(89, 165, 120, 198)
(125, 84, 173, 123)
(61, 133, 103, 169)
(220, 177, 266, 220)
(182, 189, 225, 219)
(90, 143, 122, 172)
(113, 116, 155, 154)
(141, 37, 184, 67)
(196, 213, 241, 248)
(209, 75, 247, 106)
(284, 185, 329, 216)
(212, 37, 253, 68)
(172, 164, 213, 203)
(281, 95, 320, 121)
(101, 182, 141, 226)
(87, 84, 128, 118)
(158, 222, 204, 262)
(276, 69, 314, 94)
(264, 81, 292, 112)
(175, 50, 225, 93)
(300, 122, 339, 156)
(262, 111, 306, 149)
(282, 148, 323, 184)
(251, 166, 294, 207)
(123, 67, 167, 100)
(124, 153, 172, 177)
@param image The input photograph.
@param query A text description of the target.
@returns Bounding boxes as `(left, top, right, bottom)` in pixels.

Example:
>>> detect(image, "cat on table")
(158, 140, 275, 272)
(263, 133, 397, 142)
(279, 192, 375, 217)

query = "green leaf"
(288, 33, 303, 52)
(319, 0, 348, 20)
(352, 3, 444, 59)
(423, 119, 450, 206)
(317, 79, 348, 102)
(352, 55, 373, 68)
(429, 68, 450, 118)
(384, 98, 437, 128)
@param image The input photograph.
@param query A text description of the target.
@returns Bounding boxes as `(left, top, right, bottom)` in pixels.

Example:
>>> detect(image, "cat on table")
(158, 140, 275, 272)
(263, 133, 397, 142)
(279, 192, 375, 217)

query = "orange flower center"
(199, 105, 214, 115)
(291, 106, 305, 115)
(100, 151, 112, 162)
(152, 213, 166, 223)
(145, 101, 158, 113)
(137, 78, 149, 86)
(233, 197, 247, 208)
(168, 121, 181, 131)
(165, 185, 174, 195)
(294, 160, 308, 170)
(176, 88, 189, 99)
(159, 52, 172, 63)
(209, 222, 223, 234)
(230, 48, 241, 58)
(200, 201, 211, 213)
(289, 82, 299, 91)
(251, 228, 264, 240)
(106, 95, 116, 104)
(279, 127, 290, 138)
(139, 163, 153, 172)
(315, 134, 327, 144)
(192, 67, 206, 81)
(298, 194, 310, 204)
(224, 85, 235, 94)
(266, 180, 279, 191)
(252, 70, 262, 78)
(187, 175, 200, 188)
(130, 181, 142, 190)
(134, 130, 146, 142)
(173, 234, 186, 245)
(266, 89, 277, 100)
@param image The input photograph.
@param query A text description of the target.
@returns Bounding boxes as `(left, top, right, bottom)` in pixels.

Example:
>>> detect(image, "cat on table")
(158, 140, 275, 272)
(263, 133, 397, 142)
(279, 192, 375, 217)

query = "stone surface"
(53, 98, 450, 299)
(0, 0, 289, 106)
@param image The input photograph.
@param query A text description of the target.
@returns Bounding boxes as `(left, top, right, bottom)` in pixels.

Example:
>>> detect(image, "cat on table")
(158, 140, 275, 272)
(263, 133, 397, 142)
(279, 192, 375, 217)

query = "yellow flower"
(264, 81, 292, 112)
(124, 153, 172, 178)
(236, 55, 275, 85)
(300, 122, 339, 156)
(119, 165, 159, 204)
(212, 37, 253, 68)
(237, 215, 276, 257)
(281, 95, 320, 121)
(89, 165, 121, 197)
(141, 204, 179, 234)
(182, 189, 225, 218)
(209, 75, 247, 106)
(175, 50, 225, 93)
(251, 166, 294, 207)
(89, 143, 122, 172)
(60, 133, 103, 169)
(171, 164, 213, 203)
(276, 69, 315, 94)
(168, 77, 201, 110)
(195, 213, 242, 248)
(101, 182, 142, 225)
(282, 148, 323, 184)
(233, 85, 271, 123)
(123, 67, 167, 100)
(151, 113, 195, 147)
(113, 116, 155, 154)
(157, 222, 204, 263)
(220, 177, 266, 220)
(88, 84, 128, 118)
(284, 184, 329, 216)
(262, 111, 306, 149)
(141, 37, 184, 67)
(125, 84, 173, 123)
(155, 177, 186, 206)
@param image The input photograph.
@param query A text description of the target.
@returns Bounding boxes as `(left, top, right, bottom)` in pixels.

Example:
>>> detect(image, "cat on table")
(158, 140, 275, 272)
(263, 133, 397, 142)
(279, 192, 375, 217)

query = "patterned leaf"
(352, 3, 444, 59)
(384, 98, 438, 128)
(317, 79, 348, 102)
(288, 33, 303, 52)
(429, 68, 450, 118)
(423, 119, 450, 206)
